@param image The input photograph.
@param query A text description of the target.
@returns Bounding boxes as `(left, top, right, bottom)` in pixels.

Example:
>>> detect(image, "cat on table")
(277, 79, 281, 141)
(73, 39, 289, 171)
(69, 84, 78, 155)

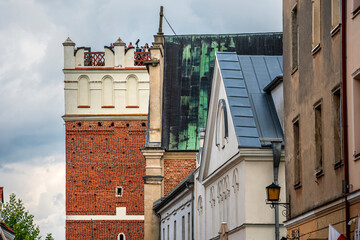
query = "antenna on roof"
(158, 6, 164, 35)
(164, 15, 177, 35)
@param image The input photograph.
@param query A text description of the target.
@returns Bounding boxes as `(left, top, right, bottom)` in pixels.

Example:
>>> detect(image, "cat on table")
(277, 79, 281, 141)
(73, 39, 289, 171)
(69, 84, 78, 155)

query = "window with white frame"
(116, 187, 123, 197)
(118, 233, 125, 240)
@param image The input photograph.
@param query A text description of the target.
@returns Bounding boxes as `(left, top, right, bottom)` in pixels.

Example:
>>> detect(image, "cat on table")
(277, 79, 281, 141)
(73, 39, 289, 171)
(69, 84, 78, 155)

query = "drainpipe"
(272, 141, 282, 240)
(341, 0, 350, 238)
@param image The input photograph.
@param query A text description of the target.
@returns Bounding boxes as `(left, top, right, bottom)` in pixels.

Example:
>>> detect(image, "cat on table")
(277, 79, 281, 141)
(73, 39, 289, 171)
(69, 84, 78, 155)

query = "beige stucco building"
(346, 1, 360, 239)
(283, 0, 347, 238)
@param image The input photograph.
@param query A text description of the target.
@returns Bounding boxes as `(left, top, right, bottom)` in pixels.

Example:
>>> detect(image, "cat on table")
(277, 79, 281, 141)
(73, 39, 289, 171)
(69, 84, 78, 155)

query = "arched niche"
(232, 168, 239, 193)
(78, 76, 90, 107)
(126, 75, 139, 107)
(102, 76, 114, 107)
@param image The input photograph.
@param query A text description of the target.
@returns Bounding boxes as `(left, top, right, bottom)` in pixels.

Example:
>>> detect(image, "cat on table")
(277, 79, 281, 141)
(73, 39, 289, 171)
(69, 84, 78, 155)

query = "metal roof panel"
(217, 52, 284, 148)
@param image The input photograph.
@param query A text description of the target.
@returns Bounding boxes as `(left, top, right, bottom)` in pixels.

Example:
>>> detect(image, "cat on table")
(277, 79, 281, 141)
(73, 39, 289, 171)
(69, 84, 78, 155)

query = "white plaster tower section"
(62, 37, 150, 119)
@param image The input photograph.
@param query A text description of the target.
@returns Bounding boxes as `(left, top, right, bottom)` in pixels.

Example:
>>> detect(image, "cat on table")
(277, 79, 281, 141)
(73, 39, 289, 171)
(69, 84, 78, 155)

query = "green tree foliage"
(45, 233, 54, 240)
(2, 193, 53, 240)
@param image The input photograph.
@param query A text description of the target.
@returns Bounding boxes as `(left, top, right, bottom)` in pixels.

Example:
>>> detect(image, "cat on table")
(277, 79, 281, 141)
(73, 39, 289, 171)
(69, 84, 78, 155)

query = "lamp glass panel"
(267, 187, 280, 201)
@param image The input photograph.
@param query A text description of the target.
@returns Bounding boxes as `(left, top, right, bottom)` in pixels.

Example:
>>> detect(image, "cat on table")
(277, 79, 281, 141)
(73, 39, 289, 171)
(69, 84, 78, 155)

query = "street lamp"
(265, 182, 290, 240)
(266, 183, 281, 202)
(265, 183, 290, 212)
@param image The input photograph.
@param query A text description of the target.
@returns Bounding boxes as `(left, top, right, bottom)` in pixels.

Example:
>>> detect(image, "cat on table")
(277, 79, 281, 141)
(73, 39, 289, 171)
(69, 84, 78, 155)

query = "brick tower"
(62, 37, 150, 240)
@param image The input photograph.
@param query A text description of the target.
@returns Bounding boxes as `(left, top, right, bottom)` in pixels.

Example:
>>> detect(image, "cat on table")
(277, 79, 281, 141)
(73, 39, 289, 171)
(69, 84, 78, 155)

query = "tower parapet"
(63, 37, 150, 69)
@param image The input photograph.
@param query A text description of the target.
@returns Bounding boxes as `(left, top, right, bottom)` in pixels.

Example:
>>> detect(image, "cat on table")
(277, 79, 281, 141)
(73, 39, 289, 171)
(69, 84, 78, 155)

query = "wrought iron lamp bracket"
(266, 200, 291, 217)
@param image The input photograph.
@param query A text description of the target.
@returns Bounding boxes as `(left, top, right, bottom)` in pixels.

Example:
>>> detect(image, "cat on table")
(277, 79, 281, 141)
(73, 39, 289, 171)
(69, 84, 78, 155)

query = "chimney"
(63, 37, 75, 69)
(114, 37, 126, 68)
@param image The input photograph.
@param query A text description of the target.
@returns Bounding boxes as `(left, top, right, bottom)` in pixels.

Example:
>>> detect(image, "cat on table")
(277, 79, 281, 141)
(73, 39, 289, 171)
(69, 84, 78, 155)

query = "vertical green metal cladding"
(162, 33, 283, 151)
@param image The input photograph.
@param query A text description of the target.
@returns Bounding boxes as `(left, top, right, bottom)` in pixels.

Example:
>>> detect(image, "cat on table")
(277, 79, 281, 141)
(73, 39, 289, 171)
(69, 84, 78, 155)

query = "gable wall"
(202, 59, 239, 179)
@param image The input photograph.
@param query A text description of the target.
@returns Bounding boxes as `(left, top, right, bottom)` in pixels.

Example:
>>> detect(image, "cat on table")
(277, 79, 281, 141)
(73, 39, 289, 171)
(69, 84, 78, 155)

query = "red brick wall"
(65, 120, 146, 239)
(163, 159, 196, 195)
(66, 220, 143, 240)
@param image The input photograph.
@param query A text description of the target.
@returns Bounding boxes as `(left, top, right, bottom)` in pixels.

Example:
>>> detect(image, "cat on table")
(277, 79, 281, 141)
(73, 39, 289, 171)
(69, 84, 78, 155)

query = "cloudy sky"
(0, 0, 282, 239)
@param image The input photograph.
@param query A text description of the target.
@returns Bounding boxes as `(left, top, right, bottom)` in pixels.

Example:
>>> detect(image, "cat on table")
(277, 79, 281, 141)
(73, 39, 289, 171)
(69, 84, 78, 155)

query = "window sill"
(351, 67, 360, 80)
(352, 8, 360, 19)
(78, 105, 90, 108)
(102, 106, 115, 108)
(294, 182, 302, 190)
(354, 152, 360, 161)
(334, 160, 343, 169)
(291, 66, 298, 75)
(126, 106, 139, 108)
(330, 24, 341, 38)
(312, 44, 321, 56)
(315, 168, 324, 179)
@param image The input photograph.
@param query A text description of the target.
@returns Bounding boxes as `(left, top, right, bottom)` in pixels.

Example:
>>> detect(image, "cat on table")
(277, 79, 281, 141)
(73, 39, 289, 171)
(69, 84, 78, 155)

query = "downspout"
(341, 0, 350, 238)
(272, 141, 282, 240)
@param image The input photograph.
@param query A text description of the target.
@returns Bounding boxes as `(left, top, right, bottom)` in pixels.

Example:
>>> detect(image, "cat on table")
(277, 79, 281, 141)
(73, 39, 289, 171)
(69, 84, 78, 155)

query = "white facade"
(62, 37, 149, 120)
(155, 182, 194, 240)
(195, 57, 286, 240)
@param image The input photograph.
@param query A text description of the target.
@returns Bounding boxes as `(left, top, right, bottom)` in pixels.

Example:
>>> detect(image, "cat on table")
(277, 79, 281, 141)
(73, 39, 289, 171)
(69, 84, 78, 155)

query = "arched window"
(126, 75, 138, 107)
(78, 76, 90, 107)
(118, 233, 125, 240)
(216, 99, 228, 149)
(102, 76, 114, 107)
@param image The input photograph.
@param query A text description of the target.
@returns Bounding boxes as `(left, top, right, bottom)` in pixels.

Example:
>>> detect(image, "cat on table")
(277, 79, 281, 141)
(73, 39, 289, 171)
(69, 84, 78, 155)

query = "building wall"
(244, 158, 286, 226)
(64, 70, 149, 116)
(197, 151, 286, 240)
(66, 120, 146, 215)
(65, 120, 146, 240)
(346, 0, 360, 194)
(163, 158, 196, 195)
(66, 220, 144, 240)
(270, 83, 284, 129)
(283, 0, 345, 236)
(286, 200, 346, 239)
(158, 190, 193, 240)
(346, 1, 360, 238)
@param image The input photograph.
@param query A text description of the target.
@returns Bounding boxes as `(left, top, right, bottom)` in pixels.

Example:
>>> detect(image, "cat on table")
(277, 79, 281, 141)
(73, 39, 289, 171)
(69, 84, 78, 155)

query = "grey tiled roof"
(217, 52, 283, 148)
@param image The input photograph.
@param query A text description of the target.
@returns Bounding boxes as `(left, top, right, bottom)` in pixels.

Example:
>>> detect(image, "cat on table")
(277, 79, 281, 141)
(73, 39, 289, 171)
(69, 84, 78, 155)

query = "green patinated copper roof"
(162, 33, 282, 151)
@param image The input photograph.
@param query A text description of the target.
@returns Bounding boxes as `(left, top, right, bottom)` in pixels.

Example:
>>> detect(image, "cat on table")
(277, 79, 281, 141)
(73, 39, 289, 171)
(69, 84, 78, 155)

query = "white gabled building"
(195, 52, 286, 240)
